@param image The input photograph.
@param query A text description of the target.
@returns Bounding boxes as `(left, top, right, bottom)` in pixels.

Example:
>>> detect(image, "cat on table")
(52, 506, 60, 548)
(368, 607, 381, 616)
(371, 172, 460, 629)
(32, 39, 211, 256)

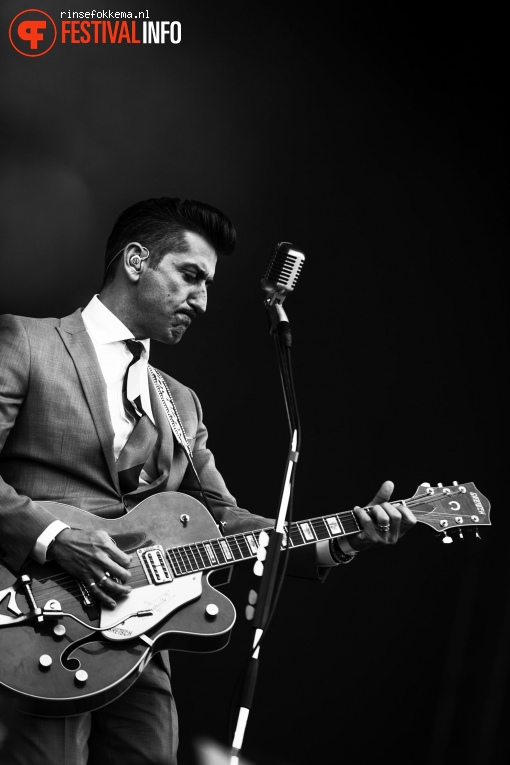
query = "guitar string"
(24, 489, 483, 604)
(28, 497, 480, 594)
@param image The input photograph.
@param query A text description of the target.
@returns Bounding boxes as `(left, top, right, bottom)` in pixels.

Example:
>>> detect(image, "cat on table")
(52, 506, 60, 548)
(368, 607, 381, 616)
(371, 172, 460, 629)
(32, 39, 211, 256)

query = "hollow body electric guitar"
(0, 482, 490, 716)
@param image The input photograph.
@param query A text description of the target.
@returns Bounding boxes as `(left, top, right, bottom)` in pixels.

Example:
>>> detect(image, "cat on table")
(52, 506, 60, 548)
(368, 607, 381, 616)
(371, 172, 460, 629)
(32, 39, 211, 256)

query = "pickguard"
(100, 573, 203, 641)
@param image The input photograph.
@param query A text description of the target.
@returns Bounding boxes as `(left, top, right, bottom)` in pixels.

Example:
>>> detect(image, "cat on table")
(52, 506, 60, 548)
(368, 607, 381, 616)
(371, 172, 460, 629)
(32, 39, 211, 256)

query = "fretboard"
(166, 509, 362, 577)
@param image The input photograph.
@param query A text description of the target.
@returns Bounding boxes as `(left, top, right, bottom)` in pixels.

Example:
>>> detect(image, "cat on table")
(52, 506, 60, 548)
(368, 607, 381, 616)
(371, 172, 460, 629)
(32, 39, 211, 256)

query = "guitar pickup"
(137, 546, 173, 584)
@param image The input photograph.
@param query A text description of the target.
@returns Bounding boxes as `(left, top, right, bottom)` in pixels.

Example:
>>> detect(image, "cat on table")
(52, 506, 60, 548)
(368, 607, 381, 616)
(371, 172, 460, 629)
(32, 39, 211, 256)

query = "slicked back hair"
(103, 197, 237, 283)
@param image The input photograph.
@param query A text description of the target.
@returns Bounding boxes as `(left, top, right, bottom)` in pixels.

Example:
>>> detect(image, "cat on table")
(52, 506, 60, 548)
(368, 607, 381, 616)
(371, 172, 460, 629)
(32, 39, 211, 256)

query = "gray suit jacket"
(0, 310, 271, 574)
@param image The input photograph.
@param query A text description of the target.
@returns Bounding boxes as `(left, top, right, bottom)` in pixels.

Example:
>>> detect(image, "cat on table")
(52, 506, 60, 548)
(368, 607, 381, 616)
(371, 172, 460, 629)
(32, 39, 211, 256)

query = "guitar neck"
(166, 482, 490, 578)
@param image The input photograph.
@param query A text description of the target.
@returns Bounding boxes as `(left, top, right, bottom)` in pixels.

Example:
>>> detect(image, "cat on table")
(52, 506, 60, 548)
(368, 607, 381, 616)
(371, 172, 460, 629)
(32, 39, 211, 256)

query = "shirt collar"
(82, 295, 150, 355)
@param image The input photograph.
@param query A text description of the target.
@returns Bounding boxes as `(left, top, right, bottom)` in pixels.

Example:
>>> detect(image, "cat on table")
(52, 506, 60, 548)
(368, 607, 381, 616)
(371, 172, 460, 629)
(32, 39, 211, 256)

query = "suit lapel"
(57, 309, 119, 492)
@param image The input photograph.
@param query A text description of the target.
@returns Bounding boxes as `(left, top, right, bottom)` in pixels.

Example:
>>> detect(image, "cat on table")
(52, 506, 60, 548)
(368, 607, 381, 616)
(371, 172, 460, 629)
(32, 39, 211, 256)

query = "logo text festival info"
(9, 9, 181, 57)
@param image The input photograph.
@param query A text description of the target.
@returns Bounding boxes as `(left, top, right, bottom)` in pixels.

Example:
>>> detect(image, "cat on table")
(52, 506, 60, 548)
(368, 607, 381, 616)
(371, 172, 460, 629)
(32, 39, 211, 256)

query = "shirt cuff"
(316, 536, 358, 566)
(32, 521, 71, 564)
(316, 540, 336, 566)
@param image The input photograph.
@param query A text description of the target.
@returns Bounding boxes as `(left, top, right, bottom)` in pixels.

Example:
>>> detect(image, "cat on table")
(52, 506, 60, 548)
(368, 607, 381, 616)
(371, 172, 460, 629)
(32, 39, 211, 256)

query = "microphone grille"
(262, 242, 305, 295)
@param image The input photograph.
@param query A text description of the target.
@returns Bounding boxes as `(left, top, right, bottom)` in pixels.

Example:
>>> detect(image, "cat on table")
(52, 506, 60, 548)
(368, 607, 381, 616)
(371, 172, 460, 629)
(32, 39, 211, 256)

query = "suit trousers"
(0, 658, 178, 765)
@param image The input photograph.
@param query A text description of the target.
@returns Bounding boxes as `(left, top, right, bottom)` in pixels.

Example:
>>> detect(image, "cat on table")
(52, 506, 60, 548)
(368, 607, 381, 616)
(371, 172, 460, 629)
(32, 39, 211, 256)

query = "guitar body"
(0, 481, 491, 716)
(0, 493, 236, 717)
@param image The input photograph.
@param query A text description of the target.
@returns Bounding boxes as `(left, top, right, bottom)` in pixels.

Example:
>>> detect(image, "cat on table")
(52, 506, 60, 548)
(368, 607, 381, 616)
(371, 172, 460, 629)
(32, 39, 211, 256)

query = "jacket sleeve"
(0, 315, 60, 572)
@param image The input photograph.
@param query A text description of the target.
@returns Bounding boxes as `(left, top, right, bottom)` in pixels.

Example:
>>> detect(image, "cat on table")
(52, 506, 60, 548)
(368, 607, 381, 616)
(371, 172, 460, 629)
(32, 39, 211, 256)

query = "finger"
(368, 480, 394, 507)
(87, 580, 118, 608)
(379, 502, 403, 542)
(88, 573, 131, 608)
(367, 502, 394, 537)
(393, 500, 417, 535)
(96, 555, 132, 584)
(353, 506, 381, 546)
(94, 531, 131, 569)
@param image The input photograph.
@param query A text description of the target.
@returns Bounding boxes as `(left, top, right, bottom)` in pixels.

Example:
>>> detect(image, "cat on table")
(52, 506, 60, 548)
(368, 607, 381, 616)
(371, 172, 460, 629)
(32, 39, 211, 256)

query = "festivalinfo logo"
(8, 8, 181, 56)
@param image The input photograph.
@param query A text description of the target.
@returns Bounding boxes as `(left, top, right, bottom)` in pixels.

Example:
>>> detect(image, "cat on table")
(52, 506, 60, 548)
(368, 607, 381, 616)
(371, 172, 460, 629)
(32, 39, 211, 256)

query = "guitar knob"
(53, 624, 66, 639)
(75, 670, 88, 685)
(205, 603, 219, 620)
(39, 654, 52, 670)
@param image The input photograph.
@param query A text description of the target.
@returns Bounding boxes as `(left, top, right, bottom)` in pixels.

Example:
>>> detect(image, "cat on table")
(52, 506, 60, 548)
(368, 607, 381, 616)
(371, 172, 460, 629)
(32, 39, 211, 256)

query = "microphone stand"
(229, 293, 301, 765)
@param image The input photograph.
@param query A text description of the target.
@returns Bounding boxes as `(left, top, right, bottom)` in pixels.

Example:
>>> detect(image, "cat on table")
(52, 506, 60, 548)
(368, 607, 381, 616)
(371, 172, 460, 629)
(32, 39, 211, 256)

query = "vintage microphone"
(261, 242, 305, 337)
(229, 242, 305, 765)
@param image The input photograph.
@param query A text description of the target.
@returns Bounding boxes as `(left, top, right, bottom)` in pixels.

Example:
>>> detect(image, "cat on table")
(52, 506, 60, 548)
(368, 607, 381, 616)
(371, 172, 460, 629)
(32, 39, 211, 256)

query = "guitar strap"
(148, 365, 223, 534)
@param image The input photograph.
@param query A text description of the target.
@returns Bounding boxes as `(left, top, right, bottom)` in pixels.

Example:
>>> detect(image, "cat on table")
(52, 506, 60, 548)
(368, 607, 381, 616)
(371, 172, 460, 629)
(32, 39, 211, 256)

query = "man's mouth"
(174, 313, 192, 328)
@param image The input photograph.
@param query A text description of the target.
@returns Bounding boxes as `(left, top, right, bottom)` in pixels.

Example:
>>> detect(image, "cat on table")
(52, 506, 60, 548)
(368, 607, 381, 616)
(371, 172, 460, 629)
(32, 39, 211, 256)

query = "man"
(0, 197, 416, 764)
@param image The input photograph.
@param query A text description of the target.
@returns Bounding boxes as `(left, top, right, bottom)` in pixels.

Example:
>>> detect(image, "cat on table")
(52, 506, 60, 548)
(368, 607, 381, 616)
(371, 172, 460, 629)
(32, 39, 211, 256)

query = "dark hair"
(103, 197, 236, 282)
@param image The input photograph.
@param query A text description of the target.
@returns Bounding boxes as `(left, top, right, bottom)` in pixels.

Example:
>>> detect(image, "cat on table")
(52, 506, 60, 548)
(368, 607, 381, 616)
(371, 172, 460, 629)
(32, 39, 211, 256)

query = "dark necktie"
(116, 340, 158, 496)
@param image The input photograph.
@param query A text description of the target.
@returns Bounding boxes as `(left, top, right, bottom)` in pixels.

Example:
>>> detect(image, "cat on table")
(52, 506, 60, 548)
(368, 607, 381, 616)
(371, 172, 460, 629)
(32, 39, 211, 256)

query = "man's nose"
(187, 283, 208, 315)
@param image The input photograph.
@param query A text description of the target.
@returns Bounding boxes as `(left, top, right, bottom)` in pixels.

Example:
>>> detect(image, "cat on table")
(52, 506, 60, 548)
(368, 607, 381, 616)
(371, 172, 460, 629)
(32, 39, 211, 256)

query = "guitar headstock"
(409, 482, 491, 540)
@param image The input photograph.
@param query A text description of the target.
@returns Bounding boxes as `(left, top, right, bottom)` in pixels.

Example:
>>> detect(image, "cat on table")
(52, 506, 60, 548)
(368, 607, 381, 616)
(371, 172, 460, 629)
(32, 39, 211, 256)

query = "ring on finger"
(377, 524, 390, 533)
(98, 572, 111, 587)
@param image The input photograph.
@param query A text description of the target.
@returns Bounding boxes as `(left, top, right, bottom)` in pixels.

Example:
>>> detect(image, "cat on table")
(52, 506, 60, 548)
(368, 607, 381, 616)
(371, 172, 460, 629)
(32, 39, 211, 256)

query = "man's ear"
(123, 242, 149, 281)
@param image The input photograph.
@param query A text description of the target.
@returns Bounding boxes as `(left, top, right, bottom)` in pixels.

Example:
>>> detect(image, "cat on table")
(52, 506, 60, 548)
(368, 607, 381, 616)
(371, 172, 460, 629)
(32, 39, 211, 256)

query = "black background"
(1, 3, 507, 764)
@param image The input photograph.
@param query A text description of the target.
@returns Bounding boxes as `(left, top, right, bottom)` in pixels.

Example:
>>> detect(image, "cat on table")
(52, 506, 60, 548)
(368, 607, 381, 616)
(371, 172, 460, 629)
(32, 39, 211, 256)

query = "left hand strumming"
(348, 480, 417, 552)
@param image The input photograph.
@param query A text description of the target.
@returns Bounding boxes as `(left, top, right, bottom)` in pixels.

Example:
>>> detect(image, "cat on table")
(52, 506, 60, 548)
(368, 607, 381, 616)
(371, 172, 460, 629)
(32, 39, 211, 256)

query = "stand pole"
(230, 297, 300, 764)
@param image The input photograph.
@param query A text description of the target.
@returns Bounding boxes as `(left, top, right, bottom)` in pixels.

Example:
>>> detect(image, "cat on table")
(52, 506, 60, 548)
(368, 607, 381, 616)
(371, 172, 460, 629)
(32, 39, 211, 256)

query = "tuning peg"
(453, 481, 459, 485)
(253, 560, 264, 577)
(457, 529, 464, 540)
(420, 482, 431, 488)
(245, 605, 255, 621)
(437, 483, 443, 488)
(441, 531, 453, 544)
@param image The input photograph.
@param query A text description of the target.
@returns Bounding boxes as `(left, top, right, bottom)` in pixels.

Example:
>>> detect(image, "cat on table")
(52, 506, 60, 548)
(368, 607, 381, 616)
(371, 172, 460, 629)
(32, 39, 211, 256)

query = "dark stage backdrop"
(0, 4, 506, 764)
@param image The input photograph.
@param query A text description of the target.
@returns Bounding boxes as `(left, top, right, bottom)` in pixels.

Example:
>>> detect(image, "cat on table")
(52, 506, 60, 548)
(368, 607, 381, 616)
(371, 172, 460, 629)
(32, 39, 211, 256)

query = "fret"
(219, 539, 234, 561)
(324, 515, 344, 537)
(203, 542, 218, 565)
(167, 548, 185, 576)
(298, 521, 317, 543)
(289, 524, 305, 546)
(210, 539, 227, 566)
(179, 547, 195, 573)
(235, 535, 252, 559)
(192, 543, 210, 570)
(338, 512, 361, 534)
(226, 535, 244, 561)
(181, 545, 200, 571)
(311, 518, 330, 540)
(193, 542, 211, 568)
(172, 547, 186, 574)
(186, 544, 202, 570)
(245, 533, 259, 555)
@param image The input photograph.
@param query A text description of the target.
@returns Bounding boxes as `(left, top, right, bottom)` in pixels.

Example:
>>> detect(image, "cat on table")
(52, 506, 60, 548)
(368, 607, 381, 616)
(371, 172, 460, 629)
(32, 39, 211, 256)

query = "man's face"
(131, 231, 217, 344)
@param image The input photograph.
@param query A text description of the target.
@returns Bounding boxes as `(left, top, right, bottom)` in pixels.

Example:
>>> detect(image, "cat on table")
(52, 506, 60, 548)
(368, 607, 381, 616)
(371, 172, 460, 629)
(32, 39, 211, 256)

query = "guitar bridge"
(137, 546, 173, 584)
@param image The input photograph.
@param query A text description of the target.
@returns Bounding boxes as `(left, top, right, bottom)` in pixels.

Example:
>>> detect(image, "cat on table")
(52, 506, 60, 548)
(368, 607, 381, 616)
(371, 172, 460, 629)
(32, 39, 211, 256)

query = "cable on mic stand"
(229, 243, 304, 765)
